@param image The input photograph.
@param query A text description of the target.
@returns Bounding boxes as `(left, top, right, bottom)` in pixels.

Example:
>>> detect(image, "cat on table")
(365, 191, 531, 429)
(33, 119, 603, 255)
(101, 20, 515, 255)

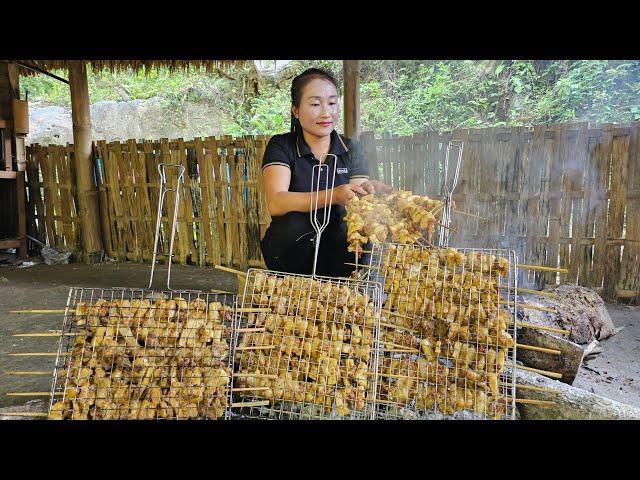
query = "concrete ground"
(1, 260, 638, 414)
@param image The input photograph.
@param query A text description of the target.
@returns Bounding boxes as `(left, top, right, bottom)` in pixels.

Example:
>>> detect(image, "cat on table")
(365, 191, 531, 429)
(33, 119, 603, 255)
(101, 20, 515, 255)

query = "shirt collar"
(295, 128, 349, 158)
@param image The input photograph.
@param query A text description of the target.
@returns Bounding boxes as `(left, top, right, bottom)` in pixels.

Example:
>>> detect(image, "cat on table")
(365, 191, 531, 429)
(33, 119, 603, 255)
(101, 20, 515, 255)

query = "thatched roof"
(17, 60, 250, 76)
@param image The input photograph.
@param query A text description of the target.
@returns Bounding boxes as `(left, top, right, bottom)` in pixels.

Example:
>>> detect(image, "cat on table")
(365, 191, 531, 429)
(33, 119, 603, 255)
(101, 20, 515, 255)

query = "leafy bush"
(20, 61, 640, 137)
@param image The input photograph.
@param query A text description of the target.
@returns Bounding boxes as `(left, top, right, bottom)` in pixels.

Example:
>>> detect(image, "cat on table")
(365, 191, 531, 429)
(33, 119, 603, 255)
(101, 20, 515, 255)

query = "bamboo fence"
(23, 122, 640, 301)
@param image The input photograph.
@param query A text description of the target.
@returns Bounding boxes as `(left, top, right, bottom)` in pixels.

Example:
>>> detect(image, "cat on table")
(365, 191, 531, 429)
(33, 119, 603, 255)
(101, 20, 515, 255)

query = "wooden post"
(69, 61, 103, 263)
(343, 60, 360, 140)
(0, 62, 28, 258)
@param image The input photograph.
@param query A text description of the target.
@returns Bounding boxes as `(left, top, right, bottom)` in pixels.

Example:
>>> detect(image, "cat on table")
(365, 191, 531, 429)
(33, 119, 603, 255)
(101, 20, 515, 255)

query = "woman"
(260, 67, 392, 277)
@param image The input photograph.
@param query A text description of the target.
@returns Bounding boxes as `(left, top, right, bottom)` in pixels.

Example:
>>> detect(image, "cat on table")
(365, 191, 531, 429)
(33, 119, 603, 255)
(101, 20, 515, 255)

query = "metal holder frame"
(48, 288, 236, 420)
(149, 163, 186, 291)
(230, 155, 384, 419)
(437, 140, 463, 248)
(364, 242, 518, 420)
(47, 163, 240, 420)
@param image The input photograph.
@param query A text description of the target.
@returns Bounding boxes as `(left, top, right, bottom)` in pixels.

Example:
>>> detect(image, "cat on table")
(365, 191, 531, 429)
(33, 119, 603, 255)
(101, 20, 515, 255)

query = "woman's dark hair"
(290, 68, 340, 132)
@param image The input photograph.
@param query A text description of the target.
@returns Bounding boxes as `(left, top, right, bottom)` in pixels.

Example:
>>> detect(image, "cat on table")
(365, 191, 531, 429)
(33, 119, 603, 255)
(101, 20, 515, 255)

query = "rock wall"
(26, 97, 230, 146)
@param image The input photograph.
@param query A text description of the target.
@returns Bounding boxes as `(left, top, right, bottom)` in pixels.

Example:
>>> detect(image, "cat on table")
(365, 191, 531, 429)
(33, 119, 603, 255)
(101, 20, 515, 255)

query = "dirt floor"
(0, 260, 238, 410)
(1, 260, 638, 414)
(572, 303, 640, 407)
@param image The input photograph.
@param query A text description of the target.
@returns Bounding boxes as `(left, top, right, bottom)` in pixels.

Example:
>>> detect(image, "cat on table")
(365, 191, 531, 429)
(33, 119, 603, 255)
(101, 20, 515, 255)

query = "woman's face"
(292, 78, 339, 139)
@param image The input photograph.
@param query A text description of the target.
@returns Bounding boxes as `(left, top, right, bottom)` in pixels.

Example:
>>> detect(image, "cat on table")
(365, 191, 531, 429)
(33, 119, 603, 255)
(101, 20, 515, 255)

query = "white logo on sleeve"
(336, 167, 348, 174)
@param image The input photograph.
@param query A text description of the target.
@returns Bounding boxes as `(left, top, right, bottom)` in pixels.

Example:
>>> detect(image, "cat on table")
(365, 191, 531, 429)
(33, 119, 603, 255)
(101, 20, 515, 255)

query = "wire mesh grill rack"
(230, 269, 383, 420)
(363, 243, 518, 420)
(48, 288, 236, 420)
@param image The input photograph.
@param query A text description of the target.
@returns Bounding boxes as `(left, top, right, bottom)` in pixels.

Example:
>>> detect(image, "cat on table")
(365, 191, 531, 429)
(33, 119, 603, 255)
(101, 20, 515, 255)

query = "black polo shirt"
(261, 129, 370, 221)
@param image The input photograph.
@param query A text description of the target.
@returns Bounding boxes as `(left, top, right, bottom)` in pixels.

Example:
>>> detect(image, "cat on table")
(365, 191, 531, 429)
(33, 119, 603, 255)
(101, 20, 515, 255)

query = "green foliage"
(20, 61, 640, 137)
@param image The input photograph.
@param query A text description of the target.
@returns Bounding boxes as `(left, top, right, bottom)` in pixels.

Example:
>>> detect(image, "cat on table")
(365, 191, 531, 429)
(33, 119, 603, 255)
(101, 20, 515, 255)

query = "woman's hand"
(357, 179, 394, 194)
(332, 184, 368, 205)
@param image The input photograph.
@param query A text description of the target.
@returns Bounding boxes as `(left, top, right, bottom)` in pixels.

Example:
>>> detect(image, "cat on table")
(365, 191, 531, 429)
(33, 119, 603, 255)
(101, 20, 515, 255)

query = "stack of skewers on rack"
(6, 144, 572, 419)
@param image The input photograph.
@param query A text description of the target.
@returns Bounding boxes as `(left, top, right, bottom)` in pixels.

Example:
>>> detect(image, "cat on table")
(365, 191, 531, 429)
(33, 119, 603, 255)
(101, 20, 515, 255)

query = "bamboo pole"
(515, 343, 562, 355)
(69, 60, 103, 263)
(516, 264, 568, 274)
(343, 60, 360, 139)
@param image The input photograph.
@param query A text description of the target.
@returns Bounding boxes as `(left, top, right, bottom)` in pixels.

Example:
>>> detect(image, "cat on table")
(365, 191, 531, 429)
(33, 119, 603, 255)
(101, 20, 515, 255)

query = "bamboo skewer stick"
(514, 398, 555, 406)
(10, 309, 67, 314)
(379, 322, 417, 333)
(430, 203, 445, 216)
(419, 234, 435, 247)
(380, 341, 418, 352)
(514, 321, 570, 335)
(230, 401, 270, 408)
(214, 265, 247, 277)
(236, 327, 266, 333)
(0, 412, 48, 417)
(501, 302, 558, 313)
(515, 343, 562, 355)
(235, 345, 275, 351)
(514, 384, 559, 394)
(452, 210, 487, 221)
(7, 392, 62, 397)
(210, 289, 234, 294)
(8, 352, 67, 357)
(381, 309, 414, 320)
(516, 264, 568, 274)
(515, 365, 563, 379)
(344, 262, 375, 269)
(501, 287, 561, 300)
(5, 371, 52, 376)
(232, 387, 270, 392)
(13, 332, 79, 337)
(436, 222, 457, 233)
(233, 373, 277, 379)
(236, 308, 271, 313)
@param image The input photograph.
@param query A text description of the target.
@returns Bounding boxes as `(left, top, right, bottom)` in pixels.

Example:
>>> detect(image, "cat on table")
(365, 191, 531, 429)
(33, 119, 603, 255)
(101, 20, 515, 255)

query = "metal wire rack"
(231, 270, 383, 419)
(363, 242, 518, 420)
(229, 157, 384, 420)
(46, 163, 239, 420)
(48, 288, 236, 420)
